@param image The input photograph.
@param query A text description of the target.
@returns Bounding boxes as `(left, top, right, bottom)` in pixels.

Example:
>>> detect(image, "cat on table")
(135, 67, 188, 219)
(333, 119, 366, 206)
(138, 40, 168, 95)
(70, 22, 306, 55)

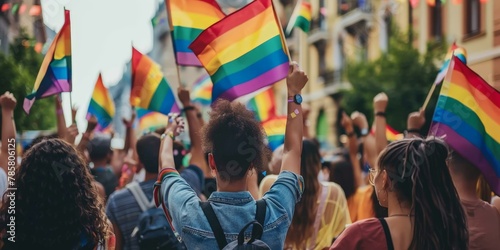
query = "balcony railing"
(338, 0, 372, 15)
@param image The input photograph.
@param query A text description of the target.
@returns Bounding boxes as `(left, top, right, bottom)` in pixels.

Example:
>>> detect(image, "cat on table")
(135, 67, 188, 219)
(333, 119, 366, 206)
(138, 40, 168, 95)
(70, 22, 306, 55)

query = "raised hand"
(177, 87, 191, 107)
(87, 115, 98, 132)
(351, 111, 369, 130)
(166, 113, 185, 137)
(286, 61, 308, 95)
(340, 112, 353, 131)
(122, 110, 136, 128)
(373, 92, 388, 114)
(0, 92, 17, 111)
(407, 109, 426, 130)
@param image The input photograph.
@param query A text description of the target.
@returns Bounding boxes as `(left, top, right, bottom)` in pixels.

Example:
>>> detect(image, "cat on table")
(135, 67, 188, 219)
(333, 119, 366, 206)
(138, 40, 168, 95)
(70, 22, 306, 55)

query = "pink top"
(330, 218, 392, 250)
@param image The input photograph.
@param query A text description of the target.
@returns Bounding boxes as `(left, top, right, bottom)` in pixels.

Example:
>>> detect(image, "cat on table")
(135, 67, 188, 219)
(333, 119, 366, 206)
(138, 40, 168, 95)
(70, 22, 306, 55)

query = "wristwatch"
(360, 128, 369, 137)
(288, 94, 303, 105)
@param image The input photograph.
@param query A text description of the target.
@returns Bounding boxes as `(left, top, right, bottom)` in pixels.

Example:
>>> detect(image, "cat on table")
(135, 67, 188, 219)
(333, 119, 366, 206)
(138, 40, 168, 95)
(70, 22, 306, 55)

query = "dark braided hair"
(0, 139, 110, 250)
(377, 137, 468, 250)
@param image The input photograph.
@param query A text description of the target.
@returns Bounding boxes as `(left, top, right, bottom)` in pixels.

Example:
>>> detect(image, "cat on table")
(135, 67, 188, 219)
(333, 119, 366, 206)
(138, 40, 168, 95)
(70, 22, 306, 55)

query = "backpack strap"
(200, 201, 228, 250)
(126, 182, 155, 212)
(253, 199, 267, 239)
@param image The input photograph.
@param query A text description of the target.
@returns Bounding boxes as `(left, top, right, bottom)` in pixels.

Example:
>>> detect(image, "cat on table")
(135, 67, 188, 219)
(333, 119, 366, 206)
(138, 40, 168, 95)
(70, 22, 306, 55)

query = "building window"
(428, 1, 442, 40)
(465, 0, 480, 36)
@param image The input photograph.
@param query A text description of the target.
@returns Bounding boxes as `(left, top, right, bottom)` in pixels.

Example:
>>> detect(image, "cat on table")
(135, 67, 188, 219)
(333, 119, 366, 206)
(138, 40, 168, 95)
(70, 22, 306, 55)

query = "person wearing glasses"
(330, 137, 469, 250)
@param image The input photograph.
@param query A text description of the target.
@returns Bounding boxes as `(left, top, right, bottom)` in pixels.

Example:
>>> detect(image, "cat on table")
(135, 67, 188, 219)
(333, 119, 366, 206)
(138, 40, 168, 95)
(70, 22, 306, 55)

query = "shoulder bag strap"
(378, 218, 395, 250)
(200, 201, 228, 250)
(309, 183, 329, 249)
(126, 182, 155, 212)
(253, 199, 267, 239)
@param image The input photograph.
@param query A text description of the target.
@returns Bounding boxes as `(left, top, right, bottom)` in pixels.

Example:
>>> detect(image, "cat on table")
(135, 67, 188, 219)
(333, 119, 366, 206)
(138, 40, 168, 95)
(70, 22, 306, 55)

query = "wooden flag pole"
(421, 84, 436, 111)
(271, 0, 291, 62)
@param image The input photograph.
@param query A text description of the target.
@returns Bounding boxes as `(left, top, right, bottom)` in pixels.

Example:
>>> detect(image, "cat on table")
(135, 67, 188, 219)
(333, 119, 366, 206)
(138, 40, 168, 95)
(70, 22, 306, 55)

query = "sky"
(41, 0, 161, 131)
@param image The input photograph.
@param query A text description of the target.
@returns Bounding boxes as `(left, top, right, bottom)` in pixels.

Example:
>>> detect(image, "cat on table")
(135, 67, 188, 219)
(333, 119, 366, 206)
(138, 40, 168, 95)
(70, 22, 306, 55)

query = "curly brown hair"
(0, 139, 110, 250)
(202, 100, 267, 182)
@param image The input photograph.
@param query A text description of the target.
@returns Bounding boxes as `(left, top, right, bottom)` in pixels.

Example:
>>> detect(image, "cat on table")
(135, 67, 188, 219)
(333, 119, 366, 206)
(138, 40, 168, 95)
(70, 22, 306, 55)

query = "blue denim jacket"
(160, 171, 304, 250)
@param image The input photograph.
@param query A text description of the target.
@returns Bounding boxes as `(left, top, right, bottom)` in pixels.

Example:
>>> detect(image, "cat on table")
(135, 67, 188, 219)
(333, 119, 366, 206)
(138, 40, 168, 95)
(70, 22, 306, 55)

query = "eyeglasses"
(368, 167, 379, 186)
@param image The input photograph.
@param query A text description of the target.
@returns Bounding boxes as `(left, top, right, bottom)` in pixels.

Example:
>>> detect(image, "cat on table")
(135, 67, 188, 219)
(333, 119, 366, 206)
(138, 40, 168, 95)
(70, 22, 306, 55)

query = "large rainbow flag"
(285, 0, 311, 35)
(246, 87, 276, 122)
(166, 0, 225, 66)
(189, 0, 289, 102)
(262, 116, 286, 151)
(191, 74, 212, 106)
(430, 56, 500, 195)
(24, 10, 72, 114)
(136, 108, 169, 132)
(87, 74, 115, 131)
(434, 42, 467, 84)
(130, 47, 179, 114)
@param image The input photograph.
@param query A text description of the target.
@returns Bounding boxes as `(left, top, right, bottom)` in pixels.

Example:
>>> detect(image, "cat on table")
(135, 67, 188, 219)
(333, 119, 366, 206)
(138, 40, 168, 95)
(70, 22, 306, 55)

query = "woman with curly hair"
(0, 138, 114, 250)
(331, 137, 468, 250)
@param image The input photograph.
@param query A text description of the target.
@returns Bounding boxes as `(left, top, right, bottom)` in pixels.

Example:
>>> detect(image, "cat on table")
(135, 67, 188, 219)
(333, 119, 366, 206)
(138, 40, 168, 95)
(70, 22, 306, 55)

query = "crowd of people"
(0, 62, 499, 249)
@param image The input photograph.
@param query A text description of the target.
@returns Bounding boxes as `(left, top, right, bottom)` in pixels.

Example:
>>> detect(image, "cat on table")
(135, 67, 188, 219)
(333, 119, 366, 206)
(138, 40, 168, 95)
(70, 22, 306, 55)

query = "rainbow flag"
(23, 10, 72, 114)
(434, 42, 467, 84)
(87, 74, 115, 131)
(137, 108, 169, 132)
(246, 87, 276, 122)
(189, 0, 289, 102)
(130, 47, 179, 115)
(262, 116, 286, 151)
(166, 0, 225, 66)
(285, 1, 311, 35)
(191, 74, 212, 106)
(430, 56, 500, 195)
(370, 124, 404, 141)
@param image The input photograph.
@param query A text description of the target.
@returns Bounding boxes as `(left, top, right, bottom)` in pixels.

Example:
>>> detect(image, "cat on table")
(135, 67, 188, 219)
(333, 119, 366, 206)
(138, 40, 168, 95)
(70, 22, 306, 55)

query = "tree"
(341, 28, 446, 134)
(0, 30, 56, 133)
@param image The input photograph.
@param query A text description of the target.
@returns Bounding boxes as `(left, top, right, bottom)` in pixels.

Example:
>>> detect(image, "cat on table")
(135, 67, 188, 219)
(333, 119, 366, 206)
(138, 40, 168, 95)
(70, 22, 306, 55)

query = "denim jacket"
(160, 171, 304, 250)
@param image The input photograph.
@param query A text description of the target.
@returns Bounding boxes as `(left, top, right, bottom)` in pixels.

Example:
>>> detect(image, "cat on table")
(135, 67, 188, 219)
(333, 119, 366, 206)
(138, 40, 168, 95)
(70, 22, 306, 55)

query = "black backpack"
(127, 182, 186, 250)
(200, 200, 271, 250)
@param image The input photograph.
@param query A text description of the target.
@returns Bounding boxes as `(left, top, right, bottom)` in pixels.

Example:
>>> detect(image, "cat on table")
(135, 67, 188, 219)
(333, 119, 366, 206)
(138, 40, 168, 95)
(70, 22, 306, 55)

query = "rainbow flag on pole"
(137, 108, 169, 132)
(434, 42, 467, 84)
(24, 10, 72, 114)
(262, 116, 286, 151)
(285, 0, 311, 35)
(430, 56, 500, 195)
(130, 47, 179, 114)
(87, 74, 115, 131)
(166, 0, 225, 66)
(191, 74, 212, 106)
(246, 87, 276, 122)
(189, 0, 289, 102)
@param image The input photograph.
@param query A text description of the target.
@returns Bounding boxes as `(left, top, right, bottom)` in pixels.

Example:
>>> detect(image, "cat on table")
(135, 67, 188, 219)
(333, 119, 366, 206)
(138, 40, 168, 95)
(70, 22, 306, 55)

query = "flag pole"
(271, 0, 291, 62)
(421, 84, 436, 111)
(164, 0, 185, 88)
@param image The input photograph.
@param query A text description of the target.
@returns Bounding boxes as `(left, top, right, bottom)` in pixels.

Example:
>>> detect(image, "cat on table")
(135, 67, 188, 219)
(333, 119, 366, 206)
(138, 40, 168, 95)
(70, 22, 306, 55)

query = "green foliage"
(0, 31, 56, 132)
(341, 28, 447, 133)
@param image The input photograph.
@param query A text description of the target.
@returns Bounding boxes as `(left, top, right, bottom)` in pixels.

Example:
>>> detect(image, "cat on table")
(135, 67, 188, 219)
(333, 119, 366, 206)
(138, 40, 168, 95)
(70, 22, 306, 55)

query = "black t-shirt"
(91, 166, 118, 198)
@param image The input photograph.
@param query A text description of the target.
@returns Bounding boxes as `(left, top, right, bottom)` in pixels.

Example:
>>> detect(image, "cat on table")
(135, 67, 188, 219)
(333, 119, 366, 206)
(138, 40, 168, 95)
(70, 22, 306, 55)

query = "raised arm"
(77, 116, 98, 156)
(65, 107, 78, 145)
(405, 109, 425, 138)
(55, 96, 67, 139)
(159, 114, 185, 171)
(0, 92, 17, 172)
(280, 62, 308, 175)
(177, 87, 209, 175)
(341, 112, 361, 189)
(373, 92, 388, 154)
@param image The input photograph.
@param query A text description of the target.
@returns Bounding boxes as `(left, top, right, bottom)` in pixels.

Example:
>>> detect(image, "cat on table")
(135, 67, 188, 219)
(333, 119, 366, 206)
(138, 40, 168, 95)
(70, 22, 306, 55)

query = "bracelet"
(161, 131, 175, 140)
(182, 106, 195, 113)
(346, 131, 356, 138)
(375, 112, 386, 117)
(406, 128, 420, 134)
(290, 109, 299, 118)
(360, 128, 369, 137)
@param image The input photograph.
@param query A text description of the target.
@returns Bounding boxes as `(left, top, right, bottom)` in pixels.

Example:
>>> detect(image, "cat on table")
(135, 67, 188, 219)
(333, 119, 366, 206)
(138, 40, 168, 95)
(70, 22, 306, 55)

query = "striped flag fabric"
(136, 108, 169, 132)
(246, 87, 276, 122)
(87, 74, 115, 131)
(285, 0, 312, 35)
(434, 42, 467, 84)
(262, 116, 287, 151)
(191, 74, 212, 106)
(130, 47, 179, 114)
(24, 10, 72, 114)
(189, 0, 289, 102)
(166, 0, 225, 66)
(430, 56, 500, 195)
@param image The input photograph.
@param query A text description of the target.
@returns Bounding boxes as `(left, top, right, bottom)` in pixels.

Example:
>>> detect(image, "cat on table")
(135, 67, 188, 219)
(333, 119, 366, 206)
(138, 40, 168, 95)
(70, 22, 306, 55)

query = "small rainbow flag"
(23, 10, 72, 114)
(434, 42, 467, 84)
(430, 56, 500, 195)
(191, 74, 212, 106)
(189, 0, 289, 102)
(246, 87, 276, 122)
(166, 0, 225, 66)
(262, 116, 286, 151)
(130, 47, 179, 115)
(137, 108, 169, 132)
(87, 74, 115, 131)
(370, 125, 404, 142)
(285, 1, 312, 35)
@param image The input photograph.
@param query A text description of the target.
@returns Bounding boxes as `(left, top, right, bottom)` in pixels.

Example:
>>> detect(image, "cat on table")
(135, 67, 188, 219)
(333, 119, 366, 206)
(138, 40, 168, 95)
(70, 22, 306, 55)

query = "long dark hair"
(0, 139, 110, 249)
(286, 140, 320, 249)
(377, 137, 468, 250)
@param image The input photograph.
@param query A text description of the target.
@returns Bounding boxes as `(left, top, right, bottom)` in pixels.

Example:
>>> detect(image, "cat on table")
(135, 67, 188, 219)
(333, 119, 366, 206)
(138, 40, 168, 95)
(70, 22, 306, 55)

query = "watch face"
(294, 94, 303, 104)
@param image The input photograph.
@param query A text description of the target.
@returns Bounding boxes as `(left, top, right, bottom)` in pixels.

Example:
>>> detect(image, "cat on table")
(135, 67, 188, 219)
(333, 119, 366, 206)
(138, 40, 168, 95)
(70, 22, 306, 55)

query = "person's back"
(87, 135, 118, 198)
